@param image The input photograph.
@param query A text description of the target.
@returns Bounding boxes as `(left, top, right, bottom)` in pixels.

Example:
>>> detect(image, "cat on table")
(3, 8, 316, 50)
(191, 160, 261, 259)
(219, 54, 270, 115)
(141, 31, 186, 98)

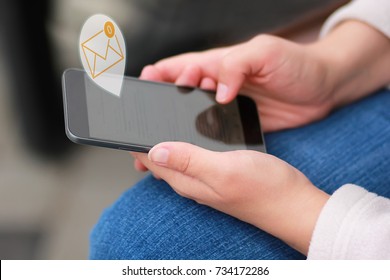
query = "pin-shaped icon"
(79, 14, 126, 97)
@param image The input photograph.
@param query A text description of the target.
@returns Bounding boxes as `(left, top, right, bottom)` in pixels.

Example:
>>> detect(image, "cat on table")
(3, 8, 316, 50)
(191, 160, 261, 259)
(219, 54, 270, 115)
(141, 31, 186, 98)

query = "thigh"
(266, 88, 390, 197)
(90, 175, 304, 260)
(90, 89, 390, 260)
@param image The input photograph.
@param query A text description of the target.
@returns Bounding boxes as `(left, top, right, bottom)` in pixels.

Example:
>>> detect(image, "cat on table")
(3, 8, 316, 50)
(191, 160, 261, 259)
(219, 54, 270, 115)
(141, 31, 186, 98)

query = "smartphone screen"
(63, 69, 265, 152)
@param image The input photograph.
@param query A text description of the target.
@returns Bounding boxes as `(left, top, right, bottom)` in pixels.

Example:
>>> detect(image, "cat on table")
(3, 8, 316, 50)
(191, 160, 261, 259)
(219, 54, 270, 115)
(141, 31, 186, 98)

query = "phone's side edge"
(237, 96, 267, 153)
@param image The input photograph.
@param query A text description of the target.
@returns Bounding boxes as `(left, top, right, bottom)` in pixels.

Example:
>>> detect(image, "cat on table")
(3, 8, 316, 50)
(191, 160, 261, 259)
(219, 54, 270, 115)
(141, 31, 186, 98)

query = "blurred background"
(0, 0, 348, 259)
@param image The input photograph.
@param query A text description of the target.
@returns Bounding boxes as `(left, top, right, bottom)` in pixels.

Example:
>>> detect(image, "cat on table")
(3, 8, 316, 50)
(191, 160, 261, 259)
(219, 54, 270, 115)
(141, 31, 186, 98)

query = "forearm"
(309, 20, 390, 107)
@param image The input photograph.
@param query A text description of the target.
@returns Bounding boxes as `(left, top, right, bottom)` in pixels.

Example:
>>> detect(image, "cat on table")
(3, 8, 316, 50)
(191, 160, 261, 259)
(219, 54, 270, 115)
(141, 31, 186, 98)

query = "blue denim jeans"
(90, 89, 390, 260)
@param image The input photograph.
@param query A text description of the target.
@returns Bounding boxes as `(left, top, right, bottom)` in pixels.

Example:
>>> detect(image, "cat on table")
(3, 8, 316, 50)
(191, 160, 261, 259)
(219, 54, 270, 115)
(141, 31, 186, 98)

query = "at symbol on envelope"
(81, 21, 124, 79)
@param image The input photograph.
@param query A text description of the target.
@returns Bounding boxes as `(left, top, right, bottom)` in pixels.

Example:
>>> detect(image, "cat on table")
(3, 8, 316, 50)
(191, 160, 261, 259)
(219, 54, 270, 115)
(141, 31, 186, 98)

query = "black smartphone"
(62, 69, 266, 153)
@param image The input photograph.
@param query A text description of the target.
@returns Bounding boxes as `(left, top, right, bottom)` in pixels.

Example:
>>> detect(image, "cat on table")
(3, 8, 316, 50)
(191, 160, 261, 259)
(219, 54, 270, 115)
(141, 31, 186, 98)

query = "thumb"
(216, 41, 265, 104)
(148, 142, 223, 180)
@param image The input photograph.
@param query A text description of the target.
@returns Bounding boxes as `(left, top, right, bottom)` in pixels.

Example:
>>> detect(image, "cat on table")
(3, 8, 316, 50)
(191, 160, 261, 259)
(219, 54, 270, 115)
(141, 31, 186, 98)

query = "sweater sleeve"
(320, 0, 390, 38)
(308, 184, 390, 259)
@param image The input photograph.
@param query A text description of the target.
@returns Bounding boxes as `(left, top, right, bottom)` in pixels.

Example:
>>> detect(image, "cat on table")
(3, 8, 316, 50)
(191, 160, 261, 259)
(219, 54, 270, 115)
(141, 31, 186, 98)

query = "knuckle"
(214, 152, 256, 202)
(211, 166, 241, 202)
(175, 151, 192, 174)
(220, 54, 238, 71)
(250, 34, 282, 53)
(250, 34, 275, 46)
(185, 63, 200, 72)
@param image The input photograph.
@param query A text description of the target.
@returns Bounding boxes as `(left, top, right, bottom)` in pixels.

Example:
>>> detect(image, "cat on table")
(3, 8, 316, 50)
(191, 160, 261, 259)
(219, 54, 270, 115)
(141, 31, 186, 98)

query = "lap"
(90, 175, 305, 259)
(90, 89, 390, 259)
(266, 88, 390, 197)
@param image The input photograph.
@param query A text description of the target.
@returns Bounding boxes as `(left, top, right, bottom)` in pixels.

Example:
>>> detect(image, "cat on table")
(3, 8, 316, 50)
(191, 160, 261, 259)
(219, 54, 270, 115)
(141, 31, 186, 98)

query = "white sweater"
(308, 0, 390, 259)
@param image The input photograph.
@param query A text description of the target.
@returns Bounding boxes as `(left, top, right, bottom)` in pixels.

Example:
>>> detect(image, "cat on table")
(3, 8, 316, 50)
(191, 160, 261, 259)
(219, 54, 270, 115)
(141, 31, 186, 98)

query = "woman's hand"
(132, 142, 330, 255)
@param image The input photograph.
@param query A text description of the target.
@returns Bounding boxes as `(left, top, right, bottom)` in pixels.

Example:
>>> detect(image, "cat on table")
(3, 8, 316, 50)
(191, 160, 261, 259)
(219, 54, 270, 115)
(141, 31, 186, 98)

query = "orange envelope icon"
(80, 21, 124, 79)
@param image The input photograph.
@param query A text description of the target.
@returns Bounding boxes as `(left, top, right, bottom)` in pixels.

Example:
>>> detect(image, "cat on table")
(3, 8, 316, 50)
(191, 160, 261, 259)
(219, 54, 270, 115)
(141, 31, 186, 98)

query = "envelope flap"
(109, 36, 124, 57)
(93, 45, 124, 76)
(82, 31, 110, 58)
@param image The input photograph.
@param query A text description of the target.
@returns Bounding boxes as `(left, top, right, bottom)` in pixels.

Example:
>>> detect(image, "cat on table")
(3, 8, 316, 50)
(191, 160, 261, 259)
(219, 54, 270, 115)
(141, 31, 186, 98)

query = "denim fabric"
(90, 88, 390, 260)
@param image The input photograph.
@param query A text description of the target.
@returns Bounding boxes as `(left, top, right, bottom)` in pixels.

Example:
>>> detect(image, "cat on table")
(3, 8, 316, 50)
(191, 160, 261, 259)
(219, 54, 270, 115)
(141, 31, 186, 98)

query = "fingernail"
(216, 83, 229, 103)
(149, 147, 170, 165)
(175, 76, 188, 86)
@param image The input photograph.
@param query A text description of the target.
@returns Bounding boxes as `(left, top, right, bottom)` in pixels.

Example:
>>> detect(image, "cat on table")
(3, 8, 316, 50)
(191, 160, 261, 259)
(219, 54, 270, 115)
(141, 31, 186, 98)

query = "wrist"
(287, 185, 330, 255)
(305, 43, 339, 109)
(308, 20, 390, 108)
(281, 184, 330, 255)
(253, 180, 330, 255)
